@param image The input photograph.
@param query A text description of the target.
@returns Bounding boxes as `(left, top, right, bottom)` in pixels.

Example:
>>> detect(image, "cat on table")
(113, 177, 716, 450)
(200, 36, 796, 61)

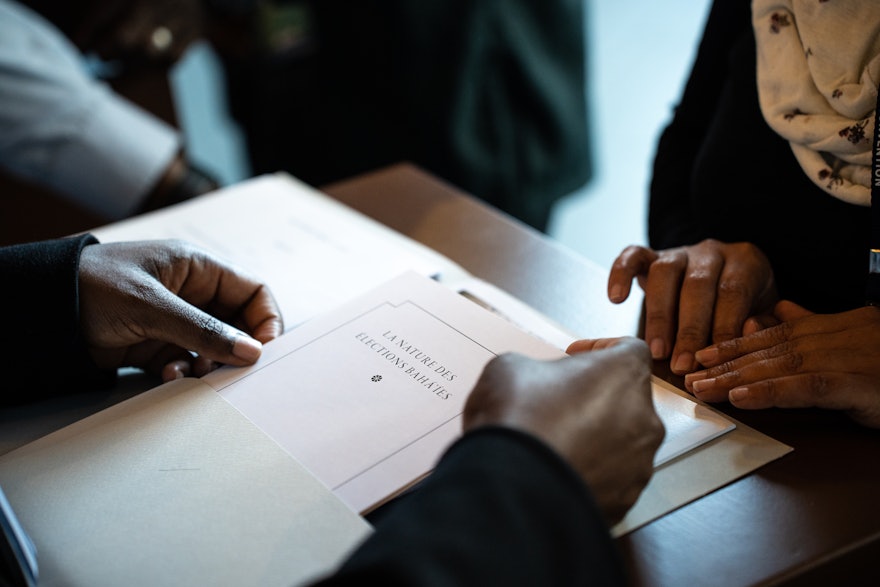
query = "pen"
(0, 485, 37, 587)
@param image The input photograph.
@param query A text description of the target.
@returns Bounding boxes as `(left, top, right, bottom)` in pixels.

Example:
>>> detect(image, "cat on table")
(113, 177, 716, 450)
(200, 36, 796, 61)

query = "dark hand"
(79, 239, 283, 381)
(685, 302, 880, 428)
(464, 337, 664, 524)
(607, 240, 777, 375)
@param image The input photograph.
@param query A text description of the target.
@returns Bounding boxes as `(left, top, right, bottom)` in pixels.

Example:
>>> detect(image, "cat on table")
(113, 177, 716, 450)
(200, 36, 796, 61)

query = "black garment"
(0, 233, 114, 403)
(218, 0, 591, 231)
(0, 235, 625, 585)
(315, 427, 625, 587)
(649, 0, 872, 313)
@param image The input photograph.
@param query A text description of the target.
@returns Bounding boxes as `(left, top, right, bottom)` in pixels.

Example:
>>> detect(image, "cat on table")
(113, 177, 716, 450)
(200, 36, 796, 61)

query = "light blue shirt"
(0, 0, 180, 218)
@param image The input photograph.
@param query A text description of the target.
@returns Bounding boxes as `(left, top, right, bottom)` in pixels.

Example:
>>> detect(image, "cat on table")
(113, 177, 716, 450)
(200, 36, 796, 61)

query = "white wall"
(170, 41, 251, 186)
(548, 0, 713, 269)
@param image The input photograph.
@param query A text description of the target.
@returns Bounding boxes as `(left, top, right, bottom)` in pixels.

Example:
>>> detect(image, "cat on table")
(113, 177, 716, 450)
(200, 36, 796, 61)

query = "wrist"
(139, 156, 220, 213)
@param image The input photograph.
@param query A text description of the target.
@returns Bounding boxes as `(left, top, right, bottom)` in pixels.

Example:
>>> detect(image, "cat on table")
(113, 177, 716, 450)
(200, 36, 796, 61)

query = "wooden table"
(324, 163, 880, 586)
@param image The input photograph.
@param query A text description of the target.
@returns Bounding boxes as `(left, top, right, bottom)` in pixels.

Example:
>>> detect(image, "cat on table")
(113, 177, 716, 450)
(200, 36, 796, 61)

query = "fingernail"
(162, 360, 190, 382)
(233, 335, 262, 363)
(691, 377, 715, 393)
(672, 352, 694, 374)
(729, 387, 748, 403)
(695, 346, 718, 364)
(684, 371, 707, 392)
(609, 284, 624, 303)
(650, 338, 666, 359)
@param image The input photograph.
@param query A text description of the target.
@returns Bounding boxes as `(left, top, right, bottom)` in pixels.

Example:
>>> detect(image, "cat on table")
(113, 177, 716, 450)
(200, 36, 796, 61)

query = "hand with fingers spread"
(79, 239, 284, 382)
(607, 239, 778, 375)
(684, 301, 880, 428)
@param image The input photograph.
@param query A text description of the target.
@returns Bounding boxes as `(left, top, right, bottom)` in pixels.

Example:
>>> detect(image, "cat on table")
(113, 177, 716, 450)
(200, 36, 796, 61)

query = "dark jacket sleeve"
(648, 0, 753, 249)
(0, 233, 115, 404)
(313, 427, 626, 586)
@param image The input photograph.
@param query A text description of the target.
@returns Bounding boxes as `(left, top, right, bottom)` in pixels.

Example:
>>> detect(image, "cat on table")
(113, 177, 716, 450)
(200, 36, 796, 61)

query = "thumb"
(141, 289, 264, 366)
(566, 337, 627, 354)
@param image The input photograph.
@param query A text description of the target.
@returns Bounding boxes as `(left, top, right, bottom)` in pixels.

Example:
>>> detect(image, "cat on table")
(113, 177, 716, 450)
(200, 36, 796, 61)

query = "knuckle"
(777, 347, 804, 373)
(717, 277, 751, 299)
(804, 372, 832, 401)
(616, 244, 643, 261)
(647, 414, 666, 446)
(196, 314, 230, 350)
(695, 238, 720, 250)
(164, 237, 191, 251)
(761, 378, 782, 403)
(716, 335, 747, 356)
(676, 324, 707, 345)
(710, 361, 737, 378)
(154, 239, 192, 265)
(615, 245, 653, 270)
(651, 254, 686, 274)
(684, 268, 715, 288)
(711, 324, 739, 342)
(759, 379, 782, 406)
(773, 320, 795, 340)
(625, 339, 653, 365)
(619, 245, 641, 257)
(694, 238, 724, 255)
(611, 338, 650, 364)
(734, 241, 767, 262)
(482, 353, 518, 380)
(643, 308, 672, 327)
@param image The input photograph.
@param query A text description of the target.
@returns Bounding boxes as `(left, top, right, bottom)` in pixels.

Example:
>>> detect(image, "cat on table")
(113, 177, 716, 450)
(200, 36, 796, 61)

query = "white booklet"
(202, 270, 734, 514)
(91, 173, 468, 330)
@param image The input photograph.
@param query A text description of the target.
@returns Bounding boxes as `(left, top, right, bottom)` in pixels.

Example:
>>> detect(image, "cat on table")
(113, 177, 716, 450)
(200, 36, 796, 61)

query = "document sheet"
(92, 173, 466, 330)
(202, 271, 736, 514)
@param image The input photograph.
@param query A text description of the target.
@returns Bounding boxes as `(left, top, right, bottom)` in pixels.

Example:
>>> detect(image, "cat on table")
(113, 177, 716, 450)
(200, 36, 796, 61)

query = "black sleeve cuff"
(322, 427, 626, 586)
(0, 234, 116, 405)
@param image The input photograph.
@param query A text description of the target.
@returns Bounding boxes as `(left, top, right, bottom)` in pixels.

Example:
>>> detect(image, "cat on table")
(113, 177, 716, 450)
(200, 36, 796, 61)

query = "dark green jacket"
(222, 0, 591, 231)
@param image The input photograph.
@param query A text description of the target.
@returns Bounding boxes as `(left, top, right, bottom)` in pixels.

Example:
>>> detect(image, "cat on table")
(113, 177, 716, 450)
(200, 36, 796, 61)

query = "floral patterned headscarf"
(753, 0, 880, 205)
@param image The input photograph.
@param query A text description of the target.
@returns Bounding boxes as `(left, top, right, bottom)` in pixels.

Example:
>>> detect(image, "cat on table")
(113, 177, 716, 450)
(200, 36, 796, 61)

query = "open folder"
(0, 379, 371, 587)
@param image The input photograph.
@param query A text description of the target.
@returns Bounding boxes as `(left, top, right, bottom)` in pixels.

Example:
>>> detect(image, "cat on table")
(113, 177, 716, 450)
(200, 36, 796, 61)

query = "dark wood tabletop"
(323, 162, 880, 587)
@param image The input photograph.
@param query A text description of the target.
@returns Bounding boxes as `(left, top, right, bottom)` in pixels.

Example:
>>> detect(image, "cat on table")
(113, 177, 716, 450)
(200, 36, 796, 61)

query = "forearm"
(0, 1, 182, 219)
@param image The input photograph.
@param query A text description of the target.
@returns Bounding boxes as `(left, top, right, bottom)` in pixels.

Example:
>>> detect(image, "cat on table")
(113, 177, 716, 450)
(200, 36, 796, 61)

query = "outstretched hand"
(607, 240, 777, 375)
(78, 240, 284, 382)
(685, 301, 880, 428)
(464, 337, 664, 524)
